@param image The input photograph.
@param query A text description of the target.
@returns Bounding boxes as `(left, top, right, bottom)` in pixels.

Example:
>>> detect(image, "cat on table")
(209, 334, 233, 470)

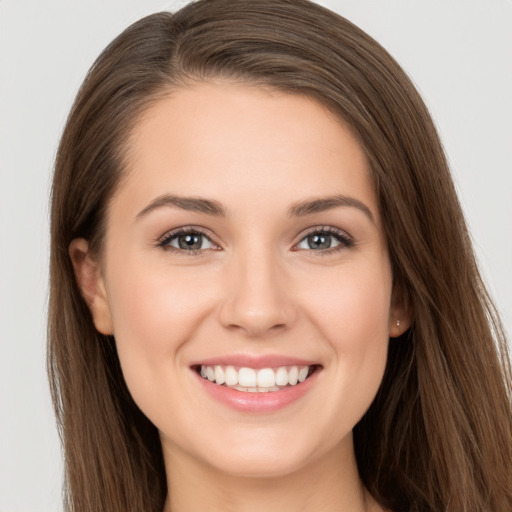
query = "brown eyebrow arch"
(288, 195, 374, 222)
(136, 194, 226, 219)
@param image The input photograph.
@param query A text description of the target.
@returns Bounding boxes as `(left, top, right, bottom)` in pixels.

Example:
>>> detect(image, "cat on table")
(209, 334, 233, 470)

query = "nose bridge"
(218, 241, 296, 337)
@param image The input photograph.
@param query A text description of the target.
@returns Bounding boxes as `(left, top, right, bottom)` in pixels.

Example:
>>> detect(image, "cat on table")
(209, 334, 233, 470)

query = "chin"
(208, 451, 311, 479)
(190, 428, 347, 480)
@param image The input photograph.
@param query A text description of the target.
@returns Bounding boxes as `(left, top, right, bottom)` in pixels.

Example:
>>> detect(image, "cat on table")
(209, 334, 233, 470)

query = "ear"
(69, 238, 113, 335)
(389, 284, 412, 338)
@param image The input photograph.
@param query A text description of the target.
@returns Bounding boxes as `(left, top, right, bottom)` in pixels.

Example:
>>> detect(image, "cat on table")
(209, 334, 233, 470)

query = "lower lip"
(194, 369, 320, 413)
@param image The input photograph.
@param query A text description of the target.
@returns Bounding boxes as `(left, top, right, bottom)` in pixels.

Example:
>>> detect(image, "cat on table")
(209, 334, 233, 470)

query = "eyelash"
(157, 226, 219, 256)
(156, 226, 354, 256)
(294, 226, 354, 255)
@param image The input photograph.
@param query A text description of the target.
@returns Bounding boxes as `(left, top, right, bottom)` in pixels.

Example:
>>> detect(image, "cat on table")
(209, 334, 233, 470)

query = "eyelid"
(155, 224, 354, 255)
(157, 225, 221, 251)
(292, 225, 354, 253)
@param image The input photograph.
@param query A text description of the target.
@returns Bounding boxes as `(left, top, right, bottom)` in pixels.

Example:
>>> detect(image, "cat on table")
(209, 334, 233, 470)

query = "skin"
(70, 82, 409, 512)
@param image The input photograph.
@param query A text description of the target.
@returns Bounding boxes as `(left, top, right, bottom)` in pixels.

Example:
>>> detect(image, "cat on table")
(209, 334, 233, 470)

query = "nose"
(218, 248, 297, 338)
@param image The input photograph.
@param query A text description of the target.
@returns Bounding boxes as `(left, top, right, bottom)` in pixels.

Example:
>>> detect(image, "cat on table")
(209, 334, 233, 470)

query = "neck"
(162, 438, 381, 512)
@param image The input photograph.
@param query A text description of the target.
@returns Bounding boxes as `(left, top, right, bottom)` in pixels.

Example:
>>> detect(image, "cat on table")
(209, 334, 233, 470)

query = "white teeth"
(238, 367, 257, 387)
(214, 366, 225, 385)
(275, 367, 288, 386)
(231, 384, 281, 393)
(298, 366, 309, 383)
(288, 366, 299, 385)
(199, 364, 314, 391)
(206, 366, 215, 382)
(257, 368, 275, 387)
(225, 365, 238, 386)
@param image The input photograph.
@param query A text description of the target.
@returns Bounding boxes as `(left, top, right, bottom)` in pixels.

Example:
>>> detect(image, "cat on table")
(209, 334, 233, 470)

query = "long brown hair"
(48, 1, 512, 511)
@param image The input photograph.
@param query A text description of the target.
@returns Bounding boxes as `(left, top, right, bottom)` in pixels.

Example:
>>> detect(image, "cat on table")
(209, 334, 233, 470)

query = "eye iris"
(308, 233, 331, 250)
(178, 234, 202, 250)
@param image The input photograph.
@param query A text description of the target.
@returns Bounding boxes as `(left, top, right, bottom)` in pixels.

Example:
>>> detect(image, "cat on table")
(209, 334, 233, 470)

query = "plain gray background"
(1, 1, 511, 510)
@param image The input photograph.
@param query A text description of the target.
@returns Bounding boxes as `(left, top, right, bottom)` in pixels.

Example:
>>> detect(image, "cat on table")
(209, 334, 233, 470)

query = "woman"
(48, 0, 512, 511)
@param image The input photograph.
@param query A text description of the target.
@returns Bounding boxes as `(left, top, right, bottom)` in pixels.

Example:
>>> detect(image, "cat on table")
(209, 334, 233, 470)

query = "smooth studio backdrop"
(1, 1, 511, 511)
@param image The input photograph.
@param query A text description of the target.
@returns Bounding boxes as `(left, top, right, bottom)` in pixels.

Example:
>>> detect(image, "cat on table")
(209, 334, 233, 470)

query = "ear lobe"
(389, 285, 413, 338)
(69, 238, 113, 335)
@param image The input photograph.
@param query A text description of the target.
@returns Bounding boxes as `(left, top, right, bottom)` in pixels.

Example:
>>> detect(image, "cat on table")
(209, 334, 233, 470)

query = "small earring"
(396, 320, 400, 327)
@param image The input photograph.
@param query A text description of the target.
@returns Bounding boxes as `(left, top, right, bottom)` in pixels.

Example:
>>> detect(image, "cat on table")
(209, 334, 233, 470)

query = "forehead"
(113, 82, 377, 220)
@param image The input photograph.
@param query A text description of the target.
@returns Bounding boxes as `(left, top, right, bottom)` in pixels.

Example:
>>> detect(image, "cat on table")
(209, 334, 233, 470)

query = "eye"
(295, 227, 353, 252)
(158, 228, 217, 253)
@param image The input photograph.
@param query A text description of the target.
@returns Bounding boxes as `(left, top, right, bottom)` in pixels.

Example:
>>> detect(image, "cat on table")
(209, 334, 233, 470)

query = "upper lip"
(190, 354, 320, 369)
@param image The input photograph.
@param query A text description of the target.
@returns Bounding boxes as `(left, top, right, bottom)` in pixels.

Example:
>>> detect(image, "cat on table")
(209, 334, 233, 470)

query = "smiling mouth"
(194, 364, 320, 392)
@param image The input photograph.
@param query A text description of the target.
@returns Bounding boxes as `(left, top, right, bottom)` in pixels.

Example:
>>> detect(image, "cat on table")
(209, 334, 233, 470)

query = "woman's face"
(75, 82, 406, 478)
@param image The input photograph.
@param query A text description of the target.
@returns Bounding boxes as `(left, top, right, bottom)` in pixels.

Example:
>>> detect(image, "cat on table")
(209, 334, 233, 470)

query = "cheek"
(109, 257, 211, 334)
(104, 260, 214, 389)
(300, 259, 391, 416)
(301, 257, 392, 342)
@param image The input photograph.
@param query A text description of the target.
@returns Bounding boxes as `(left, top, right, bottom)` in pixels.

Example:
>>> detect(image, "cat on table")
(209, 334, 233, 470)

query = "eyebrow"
(288, 195, 374, 222)
(136, 194, 226, 219)
(136, 193, 374, 222)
